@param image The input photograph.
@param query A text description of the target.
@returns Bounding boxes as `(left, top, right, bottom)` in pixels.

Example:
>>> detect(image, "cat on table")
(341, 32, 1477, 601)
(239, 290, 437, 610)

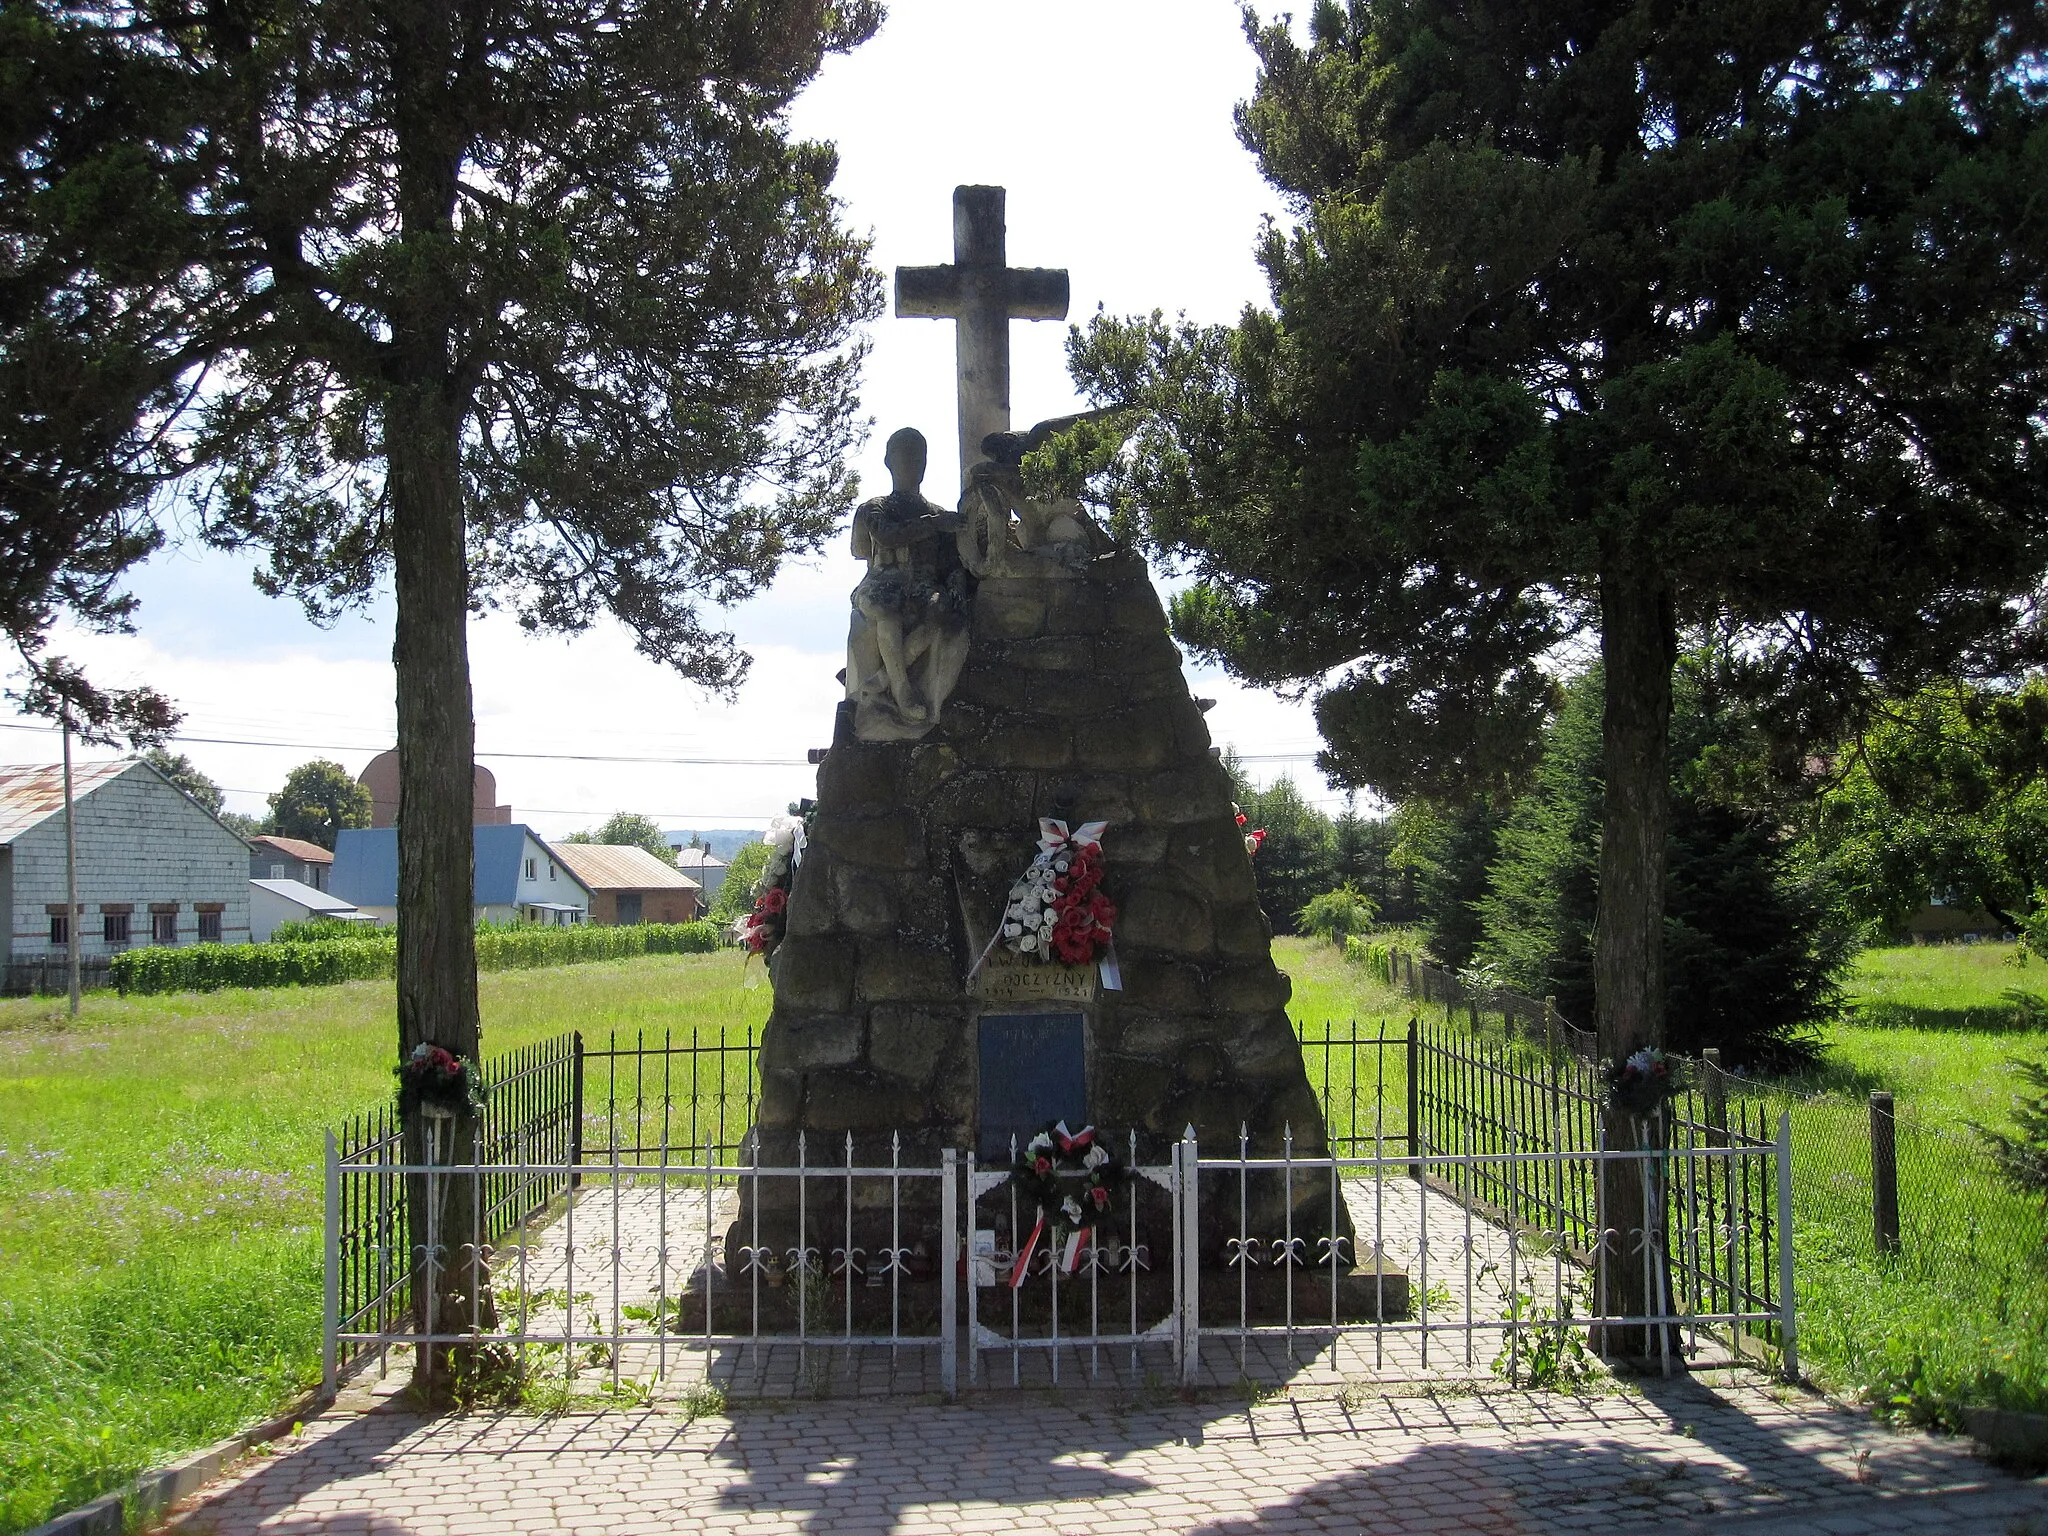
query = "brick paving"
(165, 1374, 2048, 1535)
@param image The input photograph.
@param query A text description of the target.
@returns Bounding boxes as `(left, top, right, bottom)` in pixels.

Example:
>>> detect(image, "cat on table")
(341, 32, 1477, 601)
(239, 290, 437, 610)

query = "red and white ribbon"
(1038, 818, 1107, 854)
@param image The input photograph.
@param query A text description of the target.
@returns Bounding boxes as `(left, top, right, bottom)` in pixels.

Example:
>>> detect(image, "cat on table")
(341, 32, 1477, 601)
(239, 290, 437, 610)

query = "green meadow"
(4, 937, 2044, 1532)
(0, 953, 771, 1535)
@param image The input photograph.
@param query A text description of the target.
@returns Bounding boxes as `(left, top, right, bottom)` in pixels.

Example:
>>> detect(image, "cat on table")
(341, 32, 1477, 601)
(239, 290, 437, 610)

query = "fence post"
(323, 1128, 340, 1397)
(1776, 1110, 1799, 1382)
(569, 1030, 585, 1191)
(1405, 1016, 1422, 1184)
(1701, 1049, 1726, 1136)
(1869, 1091, 1900, 1258)
(941, 1148, 958, 1399)
(1179, 1125, 1201, 1385)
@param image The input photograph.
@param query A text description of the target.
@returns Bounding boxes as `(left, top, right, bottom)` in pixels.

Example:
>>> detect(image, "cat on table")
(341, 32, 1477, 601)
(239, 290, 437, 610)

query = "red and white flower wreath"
(997, 818, 1116, 966)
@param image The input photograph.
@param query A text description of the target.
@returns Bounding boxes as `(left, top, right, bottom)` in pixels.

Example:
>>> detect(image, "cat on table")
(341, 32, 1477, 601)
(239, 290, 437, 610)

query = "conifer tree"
(4, 0, 880, 1392)
(1063, 0, 2047, 1344)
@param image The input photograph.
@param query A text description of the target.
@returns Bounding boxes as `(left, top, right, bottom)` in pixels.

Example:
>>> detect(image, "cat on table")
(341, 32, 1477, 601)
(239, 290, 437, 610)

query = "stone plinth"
(733, 551, 1348, 1268)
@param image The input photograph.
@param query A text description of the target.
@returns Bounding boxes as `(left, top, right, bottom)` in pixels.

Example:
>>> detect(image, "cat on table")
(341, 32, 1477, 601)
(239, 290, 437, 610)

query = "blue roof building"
(330, 824, 591, 926)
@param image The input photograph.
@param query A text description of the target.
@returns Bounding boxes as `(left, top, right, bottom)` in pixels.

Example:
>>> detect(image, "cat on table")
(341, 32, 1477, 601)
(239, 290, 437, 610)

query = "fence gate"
(960, 1133, 1184, 1387)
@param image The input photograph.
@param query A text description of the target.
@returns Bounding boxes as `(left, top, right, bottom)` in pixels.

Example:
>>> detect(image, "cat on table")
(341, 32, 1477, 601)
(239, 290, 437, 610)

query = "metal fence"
(326, 1020, 1794, 1396)
(1719, 1071, 2047, 1312)
(1296, 1016, 1788, 1361)
(324, 1115, 1791, 1398)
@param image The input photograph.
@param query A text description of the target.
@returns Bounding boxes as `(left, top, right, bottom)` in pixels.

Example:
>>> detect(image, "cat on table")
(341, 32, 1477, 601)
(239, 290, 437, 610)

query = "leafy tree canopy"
(3, 0, 886, 1165)
(1057, 0, 2048, 1061)
(1805, 679, 2048, 935)
(563, 812, 676, 866)
(141, 748, 223, 817)
(267, 760, 373, 851)
(710, 838, 773, 923)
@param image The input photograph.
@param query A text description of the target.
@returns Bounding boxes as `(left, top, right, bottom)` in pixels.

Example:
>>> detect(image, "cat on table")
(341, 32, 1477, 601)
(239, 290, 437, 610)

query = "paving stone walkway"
(165, 1375, 2047, 1535)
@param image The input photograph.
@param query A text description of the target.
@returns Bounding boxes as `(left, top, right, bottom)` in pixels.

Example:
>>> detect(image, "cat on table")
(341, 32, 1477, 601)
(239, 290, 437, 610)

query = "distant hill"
(663, 828, 763, 861)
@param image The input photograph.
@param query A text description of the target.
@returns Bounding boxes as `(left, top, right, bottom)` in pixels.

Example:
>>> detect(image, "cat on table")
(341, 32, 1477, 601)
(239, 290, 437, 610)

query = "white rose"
(1083, 1144, 1110, 1170)
(764, 816, 800, 853)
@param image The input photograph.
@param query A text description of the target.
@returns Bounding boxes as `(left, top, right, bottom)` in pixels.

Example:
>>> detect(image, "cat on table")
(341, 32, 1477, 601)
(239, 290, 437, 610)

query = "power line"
(0, 718, 1328, 766)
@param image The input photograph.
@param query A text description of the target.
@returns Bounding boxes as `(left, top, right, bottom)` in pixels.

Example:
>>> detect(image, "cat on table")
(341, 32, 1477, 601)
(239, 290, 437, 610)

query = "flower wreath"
(1005, 1119, 1128, 1285)
(734, 800, 816, 957)
(1603, 1046, 1684, 1119)
(396, 1042, 486, 1117)
(998, 819, 1116, 966)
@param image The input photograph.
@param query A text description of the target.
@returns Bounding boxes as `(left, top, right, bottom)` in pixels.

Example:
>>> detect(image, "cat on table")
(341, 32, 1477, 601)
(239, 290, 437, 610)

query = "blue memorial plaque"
(978, 1012, 1086, 1161)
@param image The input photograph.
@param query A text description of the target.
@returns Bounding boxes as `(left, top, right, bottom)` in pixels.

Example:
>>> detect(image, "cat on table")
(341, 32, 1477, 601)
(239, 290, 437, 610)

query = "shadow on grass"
(1847, 990, 2048, 1035)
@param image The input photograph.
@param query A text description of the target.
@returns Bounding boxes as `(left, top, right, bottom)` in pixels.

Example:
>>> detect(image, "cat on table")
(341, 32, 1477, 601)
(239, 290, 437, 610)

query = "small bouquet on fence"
(396, 1042, 486, 1117)
(1602, 1046, 1683, 1119)
(1006, 1120, 1128, 1285)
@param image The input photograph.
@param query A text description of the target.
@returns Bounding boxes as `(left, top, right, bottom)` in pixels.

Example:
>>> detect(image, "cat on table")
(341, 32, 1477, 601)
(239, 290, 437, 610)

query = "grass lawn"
(0, 952, 770, 1535)
(1776, 943, 2048, 1425)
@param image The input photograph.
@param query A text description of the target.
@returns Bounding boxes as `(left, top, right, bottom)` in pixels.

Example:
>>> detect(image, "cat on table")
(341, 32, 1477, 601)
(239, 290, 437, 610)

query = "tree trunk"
(1592, 551, 1677, 1362)
(388, 376, 490, 1401)
(383, 0, 487, 1393)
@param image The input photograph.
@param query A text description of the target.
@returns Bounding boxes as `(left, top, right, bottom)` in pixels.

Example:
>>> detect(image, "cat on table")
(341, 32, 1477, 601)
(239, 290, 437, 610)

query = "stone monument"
(733, 186, 1350, 1272)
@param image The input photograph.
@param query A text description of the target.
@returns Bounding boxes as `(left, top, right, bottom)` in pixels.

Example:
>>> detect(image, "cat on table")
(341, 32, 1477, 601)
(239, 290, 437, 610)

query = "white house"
(1, 758, 253, 989)
(248, 878, 375, 942)
(330, 824, 592, 926)
(248, 834, 334, 891)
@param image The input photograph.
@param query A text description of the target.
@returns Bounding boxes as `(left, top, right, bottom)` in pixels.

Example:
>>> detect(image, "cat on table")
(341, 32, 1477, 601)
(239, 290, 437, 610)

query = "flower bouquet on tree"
(1602, 1047, 1684, 1120)
(994, 819, 1116, 966)
(1007, 1120, 1128, 1284)
(397, 1042, 485, 1117)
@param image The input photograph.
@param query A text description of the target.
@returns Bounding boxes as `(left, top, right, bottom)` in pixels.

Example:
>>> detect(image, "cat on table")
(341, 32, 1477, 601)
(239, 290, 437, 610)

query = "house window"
(197, 910, 223, 942)
(153, 910, 178, 945)
(49, 913, 68, 947)
(548, 862, 556, 880)
(269, 863, 289, 879)
(525, 857, 536, 880)
(104, 912, 131, 945)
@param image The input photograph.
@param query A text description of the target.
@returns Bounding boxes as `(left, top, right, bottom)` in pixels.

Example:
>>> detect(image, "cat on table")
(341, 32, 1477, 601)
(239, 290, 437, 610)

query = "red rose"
(1090, 1185, 1110, 1208)
(1034, 1155, 1052, 1174)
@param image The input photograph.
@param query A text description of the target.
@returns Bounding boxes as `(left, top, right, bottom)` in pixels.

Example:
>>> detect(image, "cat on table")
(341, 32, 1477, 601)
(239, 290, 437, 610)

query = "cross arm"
(896, 265, 961, 318)
(1005, 268, 1069, 321)
(894, 264, 1070, 321)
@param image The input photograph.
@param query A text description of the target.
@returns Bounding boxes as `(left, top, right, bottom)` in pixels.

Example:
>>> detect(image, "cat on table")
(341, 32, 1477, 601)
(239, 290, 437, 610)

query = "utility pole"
(61, 715, 80, 1017)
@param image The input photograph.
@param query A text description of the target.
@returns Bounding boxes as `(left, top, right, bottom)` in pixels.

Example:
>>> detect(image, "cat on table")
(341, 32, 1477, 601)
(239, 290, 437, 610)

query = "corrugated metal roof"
(553, 843, 702, 892)
(0, 760, 140, 844)
(251, 834, 334, 863)
(674, 847, 728, 871)
(249, 877, 361, 914)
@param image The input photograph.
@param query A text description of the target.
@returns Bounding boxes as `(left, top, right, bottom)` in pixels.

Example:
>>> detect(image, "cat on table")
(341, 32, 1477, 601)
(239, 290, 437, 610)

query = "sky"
(0, 0, 1356, 837)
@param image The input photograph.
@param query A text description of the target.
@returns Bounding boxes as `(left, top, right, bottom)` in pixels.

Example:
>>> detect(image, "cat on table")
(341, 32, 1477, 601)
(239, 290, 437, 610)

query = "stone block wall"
(740, 550, 1348, 1264)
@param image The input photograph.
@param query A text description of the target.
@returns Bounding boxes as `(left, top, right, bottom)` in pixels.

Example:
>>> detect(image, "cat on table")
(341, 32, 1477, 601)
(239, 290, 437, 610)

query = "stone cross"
(895, 185, 1069, 483)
